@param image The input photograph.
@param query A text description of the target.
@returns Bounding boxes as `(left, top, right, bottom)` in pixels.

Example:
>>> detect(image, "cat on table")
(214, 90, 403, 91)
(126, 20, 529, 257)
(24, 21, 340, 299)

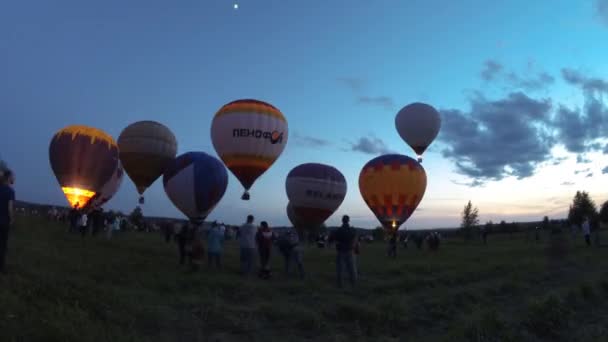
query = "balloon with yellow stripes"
(117, 121, 177, 205)
(49, 125, 119, 209)
(359, 154, 427, 231)
(211, 99, 288, 200)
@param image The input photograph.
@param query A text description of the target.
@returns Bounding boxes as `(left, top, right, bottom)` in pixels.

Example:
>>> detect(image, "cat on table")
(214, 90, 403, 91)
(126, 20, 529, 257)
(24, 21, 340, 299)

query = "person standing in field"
(176, 221, 189, 265)
(207, 222, 224, 269)
(287, 228, 305, 279)
(256, 221, 274, 279)
(239, 215, 257, 276)
(78, 210, 88, 237)
(582, 217, 591, 247)
(387, 232, 397, 258)
(330, 215, 358, 288)
(0, 169, 16, 274)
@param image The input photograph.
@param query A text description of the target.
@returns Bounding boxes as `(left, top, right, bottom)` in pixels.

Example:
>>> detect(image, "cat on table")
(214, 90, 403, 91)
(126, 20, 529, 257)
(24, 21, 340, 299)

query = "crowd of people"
(168, 214, 360, 287)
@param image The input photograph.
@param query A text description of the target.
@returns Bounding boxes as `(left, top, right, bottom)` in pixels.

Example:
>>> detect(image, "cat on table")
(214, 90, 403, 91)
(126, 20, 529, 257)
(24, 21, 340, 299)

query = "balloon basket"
(241, 192, 250, 200)
(139, 196, 145, 204)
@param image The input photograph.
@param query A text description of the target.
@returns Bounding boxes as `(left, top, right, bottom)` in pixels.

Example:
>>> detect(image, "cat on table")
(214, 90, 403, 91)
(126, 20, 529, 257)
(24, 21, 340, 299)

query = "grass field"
(2, 216, 608, 342)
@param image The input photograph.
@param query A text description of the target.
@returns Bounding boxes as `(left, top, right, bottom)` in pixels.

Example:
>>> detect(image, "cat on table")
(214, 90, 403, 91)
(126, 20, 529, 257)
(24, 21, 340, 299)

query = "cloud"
(337, 77, 367, 92)
(561, 181, 575, 186)
(480, 60, 503, 81)
(552, 156, 568, 165)
(553, 70, 608, 153)
(596, 0, 608, 26)
(603, 166, 608, 174)
(480, 59, 554, 91)
(575, 168, 591, 175)
(451, 179, 485, 187)
(357, 96, 395, 110)
(586, 172, 594, 178)
(506, 71, 555, 91)
(350, 136, 394, 155)
(576, 155, 592, 164)
(292, 133, 331, 148)
(439, 92, 554, 181)
(561, 68, 608, 94)
(337, 77, 395, 110)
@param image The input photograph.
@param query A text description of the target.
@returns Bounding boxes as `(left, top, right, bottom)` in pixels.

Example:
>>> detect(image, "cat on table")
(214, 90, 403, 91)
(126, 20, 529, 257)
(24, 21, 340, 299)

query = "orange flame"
(61, 187, 96, 208)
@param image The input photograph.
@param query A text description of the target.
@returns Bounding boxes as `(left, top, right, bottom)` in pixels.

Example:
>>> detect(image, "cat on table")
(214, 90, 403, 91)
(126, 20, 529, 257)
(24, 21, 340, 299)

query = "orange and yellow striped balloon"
(211, 99, 288, 200)
(359, 154, 427, 230)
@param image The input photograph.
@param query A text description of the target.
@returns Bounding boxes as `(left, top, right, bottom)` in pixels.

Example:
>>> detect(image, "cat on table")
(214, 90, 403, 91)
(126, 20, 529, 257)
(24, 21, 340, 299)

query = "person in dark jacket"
(256, 221, 274, 279)
(0, 169, 15, 274)
(329, 215, 358, 288)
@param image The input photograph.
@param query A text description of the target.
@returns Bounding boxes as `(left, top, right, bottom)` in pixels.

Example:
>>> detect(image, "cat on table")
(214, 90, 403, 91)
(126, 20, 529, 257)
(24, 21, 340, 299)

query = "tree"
(599, 200, 608, 225)
(541, 216, 550, 230)
(484, 221, 494, 233)
(568, 191, 598, 228)
(498, 220, 508, 233)
(461, 200, 480, 239)
(129, 206, 144, 230)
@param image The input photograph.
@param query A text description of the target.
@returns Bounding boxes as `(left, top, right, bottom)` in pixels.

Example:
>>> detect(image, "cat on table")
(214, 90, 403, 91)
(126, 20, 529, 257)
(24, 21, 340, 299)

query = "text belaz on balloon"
(232, 129, 284, 144)
(306, 190, 342, 200)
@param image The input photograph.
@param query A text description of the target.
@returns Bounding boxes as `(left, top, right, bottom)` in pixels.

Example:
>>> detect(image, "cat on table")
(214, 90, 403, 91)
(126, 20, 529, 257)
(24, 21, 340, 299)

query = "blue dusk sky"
(2, 0, 608, 229)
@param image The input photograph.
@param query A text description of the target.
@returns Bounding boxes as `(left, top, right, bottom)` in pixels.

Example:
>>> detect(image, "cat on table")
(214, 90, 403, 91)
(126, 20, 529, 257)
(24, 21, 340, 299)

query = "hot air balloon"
(49, 125, 119, 209)
(211, 99, 288, 200)
(285, 163, 347, 228)
(359, 154, 427, 231)
(163, 152, 228, 223)
(88, 161, 124, 209)
(118, 121, 177, 204)
(395, 102, 441, 162)
(287, 202, 305, 229)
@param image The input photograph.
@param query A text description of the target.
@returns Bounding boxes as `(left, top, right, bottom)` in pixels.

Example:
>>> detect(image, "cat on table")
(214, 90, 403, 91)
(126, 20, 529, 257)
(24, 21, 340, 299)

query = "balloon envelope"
(395, 102, 441, 158)
(211, 99, 288, 199)
(118, 121, 177, 198)
(285, 163, 347, 227)
(359, 154, 427, 230)
(88, 161, 124, 209)
(287, 202, 305, 228)
(49, 125, 119, 208)
(163, 152, 228, 223)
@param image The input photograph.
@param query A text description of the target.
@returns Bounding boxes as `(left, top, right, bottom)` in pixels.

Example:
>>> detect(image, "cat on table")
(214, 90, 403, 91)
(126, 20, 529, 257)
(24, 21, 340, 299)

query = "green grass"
(2, 216, 608, 341)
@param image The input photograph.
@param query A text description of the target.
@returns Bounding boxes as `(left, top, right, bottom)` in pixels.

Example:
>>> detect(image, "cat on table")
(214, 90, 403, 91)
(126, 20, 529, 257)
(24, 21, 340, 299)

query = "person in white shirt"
(582, 218, 591, 246)
(78, 211, 88, 237)
(239, 215, 257, 276)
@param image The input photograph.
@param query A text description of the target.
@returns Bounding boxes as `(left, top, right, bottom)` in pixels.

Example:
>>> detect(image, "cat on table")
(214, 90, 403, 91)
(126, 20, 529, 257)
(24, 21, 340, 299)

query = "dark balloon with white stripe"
(163, 152, 228, 223)
(285, 163, 347, 228)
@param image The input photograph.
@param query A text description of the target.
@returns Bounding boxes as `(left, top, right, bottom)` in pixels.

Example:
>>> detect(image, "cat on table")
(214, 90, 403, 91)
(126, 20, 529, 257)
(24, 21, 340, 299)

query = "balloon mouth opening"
(62, 187, 96, 208)
(392, 221, 397, 229)
(241, 191, 250, 200)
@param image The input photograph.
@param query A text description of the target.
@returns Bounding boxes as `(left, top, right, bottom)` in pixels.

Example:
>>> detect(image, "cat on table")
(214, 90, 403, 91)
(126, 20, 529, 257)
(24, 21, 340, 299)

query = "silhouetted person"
(176, 222, 189, 265)
(388, 232, 397, 258)
(582, 218, 591, 247)
(207, 222, 224, 269)
(330, 215, 358, 288)
(68, 207, 79, 233)
(78, 211, 88, 237)
(256, 221, 274, 279)
(239, 215, 257, 276)
(286, 229, 305, 279)
(0, 169, 15, 274)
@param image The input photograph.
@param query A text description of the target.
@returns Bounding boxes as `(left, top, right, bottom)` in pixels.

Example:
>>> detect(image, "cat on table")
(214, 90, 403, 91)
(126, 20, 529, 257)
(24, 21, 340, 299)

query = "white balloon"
(395, 102, 441, 160)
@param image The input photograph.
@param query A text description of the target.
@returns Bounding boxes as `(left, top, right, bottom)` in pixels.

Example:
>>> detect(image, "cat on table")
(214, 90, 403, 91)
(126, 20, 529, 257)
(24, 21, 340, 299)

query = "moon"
(233, 3, 239, 9)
